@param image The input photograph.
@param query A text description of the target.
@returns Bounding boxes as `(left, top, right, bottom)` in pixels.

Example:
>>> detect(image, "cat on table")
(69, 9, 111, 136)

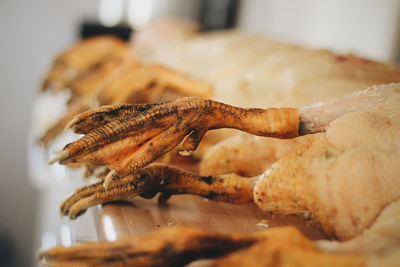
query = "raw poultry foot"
(38, 226, 256, 267)
(50, 97, 299, 187)
(60, 163, 254, 220)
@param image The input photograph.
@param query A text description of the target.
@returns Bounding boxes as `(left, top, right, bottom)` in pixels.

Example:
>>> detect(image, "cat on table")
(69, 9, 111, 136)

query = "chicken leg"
(50, 97, 299, 187)
(38, 226, 364, 267)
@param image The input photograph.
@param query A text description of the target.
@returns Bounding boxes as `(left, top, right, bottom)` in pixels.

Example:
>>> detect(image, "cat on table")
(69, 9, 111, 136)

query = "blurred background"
(0, 0, 399, 266)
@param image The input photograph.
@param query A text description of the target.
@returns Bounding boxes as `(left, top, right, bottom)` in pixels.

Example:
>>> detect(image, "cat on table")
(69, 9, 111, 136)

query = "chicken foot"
(60, 163, 254, 219)
(38, 226, 256, 267)
(50, 97, 299, 187)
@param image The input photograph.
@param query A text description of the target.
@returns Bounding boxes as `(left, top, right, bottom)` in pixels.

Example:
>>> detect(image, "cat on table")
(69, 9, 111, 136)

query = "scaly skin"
(60, 163, 254, 220)
(50, 97, 299, 187)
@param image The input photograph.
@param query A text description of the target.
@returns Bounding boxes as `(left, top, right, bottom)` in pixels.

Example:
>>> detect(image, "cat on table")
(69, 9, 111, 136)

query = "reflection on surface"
(40, 231, 56, 250)
(95, 195, 328, 241)
(60, 224, 72, 247)
(103, 215, 117, 241)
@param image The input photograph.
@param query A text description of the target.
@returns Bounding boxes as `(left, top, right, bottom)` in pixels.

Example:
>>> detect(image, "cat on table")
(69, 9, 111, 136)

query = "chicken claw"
(60, 163, 254, 220)
(50, 97, 299, 187)
(38, 226, 256, 267)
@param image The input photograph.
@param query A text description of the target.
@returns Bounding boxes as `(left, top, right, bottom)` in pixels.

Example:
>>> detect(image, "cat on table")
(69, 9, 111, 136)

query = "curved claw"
(60, 163, 254, 220)
(50, 97, 299, 184)
(179, 128, 207, 155)
(48, 150, 70, 165)
(65, 102, 161, 134)
(60, 169, 150, 220)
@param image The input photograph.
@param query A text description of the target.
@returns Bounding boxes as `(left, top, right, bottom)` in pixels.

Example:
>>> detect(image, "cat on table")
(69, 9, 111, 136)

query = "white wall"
(0, 1, 98, 266)
(238, 0, 400, 61)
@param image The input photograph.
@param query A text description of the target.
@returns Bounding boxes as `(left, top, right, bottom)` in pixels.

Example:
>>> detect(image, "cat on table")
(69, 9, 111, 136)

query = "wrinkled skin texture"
(255, 110, 400, 240)
(58, 163, 255, 220)
(50, 97, 299, 188)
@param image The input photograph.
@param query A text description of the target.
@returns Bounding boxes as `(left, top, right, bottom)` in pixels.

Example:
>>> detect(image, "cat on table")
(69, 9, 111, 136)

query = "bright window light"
(60, 224, 72, 247)
(127, 0, 154, 29)
(99, 0, 124, 27)
(103, 215, 117, 241)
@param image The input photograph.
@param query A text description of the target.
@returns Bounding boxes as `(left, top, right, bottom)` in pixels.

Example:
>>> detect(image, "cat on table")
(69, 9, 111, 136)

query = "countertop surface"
(92, 159, 327, 241)
(93, 194, 327, 241)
